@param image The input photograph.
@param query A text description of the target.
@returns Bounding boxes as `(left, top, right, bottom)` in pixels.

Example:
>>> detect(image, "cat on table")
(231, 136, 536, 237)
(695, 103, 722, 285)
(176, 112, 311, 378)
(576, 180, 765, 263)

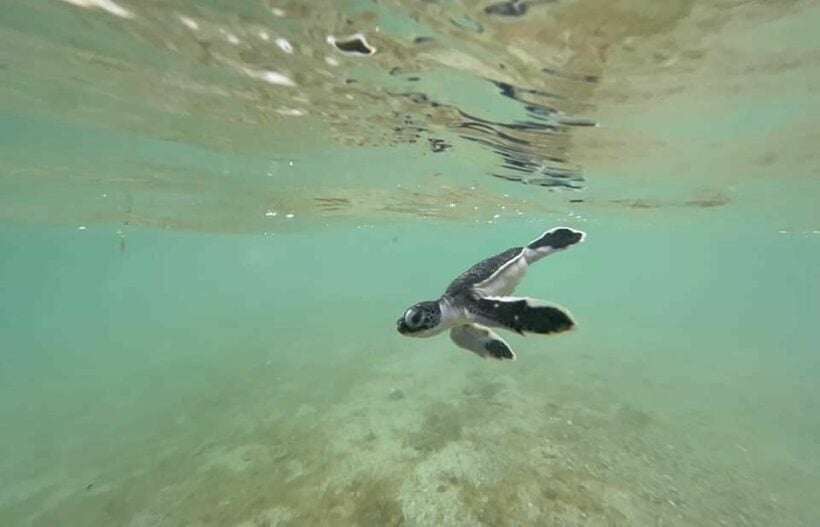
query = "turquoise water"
(2, 1, 820, 526)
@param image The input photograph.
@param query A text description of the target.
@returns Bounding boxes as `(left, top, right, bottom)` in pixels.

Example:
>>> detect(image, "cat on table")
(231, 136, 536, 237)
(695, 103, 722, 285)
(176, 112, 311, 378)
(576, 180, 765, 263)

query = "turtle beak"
(397, 317, 408, 335)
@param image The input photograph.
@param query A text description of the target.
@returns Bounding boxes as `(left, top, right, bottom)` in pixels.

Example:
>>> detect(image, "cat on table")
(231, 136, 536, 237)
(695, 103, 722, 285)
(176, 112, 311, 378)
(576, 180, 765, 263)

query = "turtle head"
(397, 300, 442, 337)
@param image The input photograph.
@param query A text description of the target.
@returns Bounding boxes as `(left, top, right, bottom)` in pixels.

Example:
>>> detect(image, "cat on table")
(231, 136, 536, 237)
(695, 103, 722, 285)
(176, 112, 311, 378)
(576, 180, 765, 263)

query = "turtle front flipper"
(450, 324, 516, 360)
(524, 227, 586, 265)
(469, 296, 575, 335)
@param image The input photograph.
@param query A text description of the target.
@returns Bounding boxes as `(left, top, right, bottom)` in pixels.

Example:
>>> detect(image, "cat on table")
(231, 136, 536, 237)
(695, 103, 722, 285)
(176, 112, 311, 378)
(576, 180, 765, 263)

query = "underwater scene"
(1, 1, 819, 526)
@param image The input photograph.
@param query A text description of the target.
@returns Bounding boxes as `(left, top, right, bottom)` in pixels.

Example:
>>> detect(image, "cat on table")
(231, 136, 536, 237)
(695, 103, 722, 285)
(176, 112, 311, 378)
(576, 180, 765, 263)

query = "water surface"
(1, 1, 819, 525)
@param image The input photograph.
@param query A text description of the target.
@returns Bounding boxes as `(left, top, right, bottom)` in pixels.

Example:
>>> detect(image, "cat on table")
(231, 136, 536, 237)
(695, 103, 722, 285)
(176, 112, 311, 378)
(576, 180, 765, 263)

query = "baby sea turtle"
(396, 227, 585, 360)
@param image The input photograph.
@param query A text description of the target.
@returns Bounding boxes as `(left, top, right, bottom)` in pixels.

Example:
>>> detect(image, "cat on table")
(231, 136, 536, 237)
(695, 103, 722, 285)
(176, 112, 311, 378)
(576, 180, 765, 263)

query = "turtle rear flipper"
(470, 296, 575, 335)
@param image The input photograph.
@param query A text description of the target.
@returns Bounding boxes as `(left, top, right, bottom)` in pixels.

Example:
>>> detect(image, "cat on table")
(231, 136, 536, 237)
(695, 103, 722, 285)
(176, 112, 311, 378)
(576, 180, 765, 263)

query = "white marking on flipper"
(483, 295, 552, 307)
(450, 324, 516, 360)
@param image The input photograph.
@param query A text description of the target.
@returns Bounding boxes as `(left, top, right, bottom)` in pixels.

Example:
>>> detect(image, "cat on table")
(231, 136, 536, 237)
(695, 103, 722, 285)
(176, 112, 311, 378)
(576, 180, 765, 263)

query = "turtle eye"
(405, 309, 424, 328)
(404, 309, 419, 328)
